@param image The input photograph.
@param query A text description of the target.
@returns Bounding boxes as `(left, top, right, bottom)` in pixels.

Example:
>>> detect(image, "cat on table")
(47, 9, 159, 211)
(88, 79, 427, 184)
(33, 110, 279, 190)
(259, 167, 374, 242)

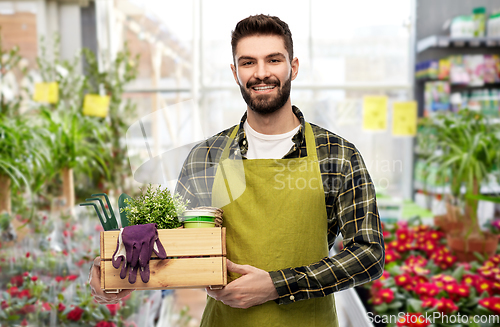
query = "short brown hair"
(231, 14, 294, 62)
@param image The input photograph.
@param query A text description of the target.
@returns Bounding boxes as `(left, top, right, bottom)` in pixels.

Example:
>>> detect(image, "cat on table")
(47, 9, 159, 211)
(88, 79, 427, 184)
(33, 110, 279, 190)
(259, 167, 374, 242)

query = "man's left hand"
(206, 259, 279, 309)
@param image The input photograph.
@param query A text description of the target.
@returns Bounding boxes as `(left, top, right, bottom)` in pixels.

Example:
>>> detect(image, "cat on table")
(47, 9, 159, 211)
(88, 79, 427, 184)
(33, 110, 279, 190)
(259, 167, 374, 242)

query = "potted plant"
(35, 36, 111, 214)
(121, 184, 188, 229)
(424, 109, 500, 261)
(0, 33, 51, 216)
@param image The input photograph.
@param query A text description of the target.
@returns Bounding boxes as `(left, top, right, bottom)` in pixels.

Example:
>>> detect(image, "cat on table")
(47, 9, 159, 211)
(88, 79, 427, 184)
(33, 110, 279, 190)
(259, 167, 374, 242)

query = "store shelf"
(417, 35, 500, 53)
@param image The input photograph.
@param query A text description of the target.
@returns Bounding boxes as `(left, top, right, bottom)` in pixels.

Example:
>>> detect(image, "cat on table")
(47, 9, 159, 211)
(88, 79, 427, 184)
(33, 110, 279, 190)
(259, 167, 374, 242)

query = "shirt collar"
(232, 105, 306, 158)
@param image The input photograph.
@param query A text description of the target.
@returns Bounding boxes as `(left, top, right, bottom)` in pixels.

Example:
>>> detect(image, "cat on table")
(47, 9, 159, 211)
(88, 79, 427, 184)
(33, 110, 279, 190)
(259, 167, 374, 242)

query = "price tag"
(33, 82, 59, 104)
(362, 96, 387, 131)
(82, 94, 110, 118)
(392, 101, 417, 136)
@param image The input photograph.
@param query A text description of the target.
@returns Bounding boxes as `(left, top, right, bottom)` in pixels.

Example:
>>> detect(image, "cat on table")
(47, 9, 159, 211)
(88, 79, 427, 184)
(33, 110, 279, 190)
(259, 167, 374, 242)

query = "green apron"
(200, 122, 338, 327)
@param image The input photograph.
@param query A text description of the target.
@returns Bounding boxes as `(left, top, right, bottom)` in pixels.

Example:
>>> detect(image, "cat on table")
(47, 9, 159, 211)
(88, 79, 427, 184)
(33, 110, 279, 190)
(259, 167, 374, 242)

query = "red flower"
(371, 280, 383, 292)
(55, 276, 64, 282)
(379, 289, 394, 303)
(62, 249, 69, 256)
(371, 288, 395, 306)
(20, 319, 28, 326)
(462, 274, 478, 287)
(395, 274, 413, 287)
(397, 313, 430, 327)
(67, 306, 84, 321)
(414, 282, 440, 299)
(42, 302, 52, 311)
(1, 301, 8, 310)
(478, 297, 500, 315)
(7, 287, 19, 297)
(396, 228, 412, 243)
(451, 283, 470, 299)
(18, 304, 36, 314)
(422, 298, 438, 308)
(476, 279, 493, 295)
(25, 252, 30, 258)
(66, 274, 78, 281)
(58, 303, 66, 312)
(106, 303, 119, 316)
(31, 276, 38, 282)
(96, 321, 117, 327)
(10, 275, 24, 287)
(17, 289, 31, 299)
(385, 250, 400, 264)
(436, 297, 458, 314)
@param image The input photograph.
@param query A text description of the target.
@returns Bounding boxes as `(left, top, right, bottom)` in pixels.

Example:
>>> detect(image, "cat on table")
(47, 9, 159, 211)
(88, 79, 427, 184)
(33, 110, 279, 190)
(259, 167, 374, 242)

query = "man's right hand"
(88, 256, 134, 304)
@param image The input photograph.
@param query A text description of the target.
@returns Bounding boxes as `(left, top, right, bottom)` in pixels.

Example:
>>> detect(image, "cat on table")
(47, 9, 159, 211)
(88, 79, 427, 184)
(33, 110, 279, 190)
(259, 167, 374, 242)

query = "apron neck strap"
(220, 122, 317, 161)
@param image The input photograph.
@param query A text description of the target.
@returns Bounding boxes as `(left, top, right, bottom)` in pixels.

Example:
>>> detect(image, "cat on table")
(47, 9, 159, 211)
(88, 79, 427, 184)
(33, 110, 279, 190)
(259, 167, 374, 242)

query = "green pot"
(182, 216, 215, 222)
(183, 221, 216, 228)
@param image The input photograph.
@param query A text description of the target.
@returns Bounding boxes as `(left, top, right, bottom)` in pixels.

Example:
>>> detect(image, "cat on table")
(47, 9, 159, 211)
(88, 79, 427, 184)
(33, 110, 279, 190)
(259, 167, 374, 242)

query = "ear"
(291, 57, 299, 81)
(230, 63, 239, 85)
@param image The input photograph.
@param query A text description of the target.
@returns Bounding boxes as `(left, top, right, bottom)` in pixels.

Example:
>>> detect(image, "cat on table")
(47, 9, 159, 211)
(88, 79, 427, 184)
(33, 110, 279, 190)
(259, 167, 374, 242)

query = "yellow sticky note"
(33, 82, 59, 104)
(83, 94, 110, 118)
(363, 96, 387, 131)
(392, 101, 417, 136)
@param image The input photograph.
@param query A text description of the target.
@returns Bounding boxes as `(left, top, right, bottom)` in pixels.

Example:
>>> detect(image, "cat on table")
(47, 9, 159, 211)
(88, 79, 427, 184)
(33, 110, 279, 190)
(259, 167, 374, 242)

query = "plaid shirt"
(175, 106, 385, 305)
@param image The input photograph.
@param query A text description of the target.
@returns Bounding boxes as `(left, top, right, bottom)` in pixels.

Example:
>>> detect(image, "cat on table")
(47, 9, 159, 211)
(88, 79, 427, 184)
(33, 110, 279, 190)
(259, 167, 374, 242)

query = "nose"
(253, 61, 271, 80)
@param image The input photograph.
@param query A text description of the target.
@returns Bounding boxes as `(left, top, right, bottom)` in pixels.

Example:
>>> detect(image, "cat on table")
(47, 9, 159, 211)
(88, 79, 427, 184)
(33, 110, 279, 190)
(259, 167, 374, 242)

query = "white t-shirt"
(243, 121, 301, 159)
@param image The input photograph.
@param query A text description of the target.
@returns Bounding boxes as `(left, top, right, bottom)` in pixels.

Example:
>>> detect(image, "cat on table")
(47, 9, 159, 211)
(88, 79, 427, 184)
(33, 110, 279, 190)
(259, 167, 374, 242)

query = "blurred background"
(1, 0, 500, 326)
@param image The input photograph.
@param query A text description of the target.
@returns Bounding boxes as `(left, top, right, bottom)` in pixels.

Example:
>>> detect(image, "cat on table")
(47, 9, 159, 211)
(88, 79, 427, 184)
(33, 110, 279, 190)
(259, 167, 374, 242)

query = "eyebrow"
(237, 52, 287, 63)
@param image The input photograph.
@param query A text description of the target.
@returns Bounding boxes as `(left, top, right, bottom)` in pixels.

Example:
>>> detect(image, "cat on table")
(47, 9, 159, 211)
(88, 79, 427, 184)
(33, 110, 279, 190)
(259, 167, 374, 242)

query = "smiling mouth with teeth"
(252, 85, 276, 91)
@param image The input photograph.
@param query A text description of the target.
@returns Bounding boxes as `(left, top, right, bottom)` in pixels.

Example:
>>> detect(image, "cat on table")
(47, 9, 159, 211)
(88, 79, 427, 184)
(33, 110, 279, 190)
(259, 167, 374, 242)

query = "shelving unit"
(417, 35, 500, 53)
(412, 1, 500, 214)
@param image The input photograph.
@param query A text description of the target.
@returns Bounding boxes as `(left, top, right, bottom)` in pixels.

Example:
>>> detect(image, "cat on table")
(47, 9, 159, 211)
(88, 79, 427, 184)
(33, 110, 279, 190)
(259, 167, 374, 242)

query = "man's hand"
(88, 257, 134, 304)
(206, 259, 279, 309)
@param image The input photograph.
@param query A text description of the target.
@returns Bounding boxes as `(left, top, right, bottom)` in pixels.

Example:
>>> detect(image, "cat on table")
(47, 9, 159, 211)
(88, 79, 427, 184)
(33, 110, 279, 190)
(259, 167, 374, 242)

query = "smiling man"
(89, 14, 385, 327)
(178, 15, 385, 327)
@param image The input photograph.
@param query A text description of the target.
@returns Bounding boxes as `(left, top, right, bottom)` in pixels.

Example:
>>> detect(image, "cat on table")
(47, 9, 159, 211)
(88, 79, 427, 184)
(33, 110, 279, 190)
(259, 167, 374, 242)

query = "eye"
(241, 61, 253, 66)
(270, 59, 281, 63)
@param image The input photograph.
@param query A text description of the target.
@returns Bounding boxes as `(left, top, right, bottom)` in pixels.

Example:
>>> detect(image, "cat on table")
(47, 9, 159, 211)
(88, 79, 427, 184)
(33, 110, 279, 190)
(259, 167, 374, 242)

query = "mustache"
(246, 77, 280, 89)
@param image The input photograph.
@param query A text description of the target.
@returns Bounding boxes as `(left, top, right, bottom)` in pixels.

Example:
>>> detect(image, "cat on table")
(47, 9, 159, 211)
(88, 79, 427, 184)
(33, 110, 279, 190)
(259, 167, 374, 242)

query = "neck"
(246, 100, 300, 135)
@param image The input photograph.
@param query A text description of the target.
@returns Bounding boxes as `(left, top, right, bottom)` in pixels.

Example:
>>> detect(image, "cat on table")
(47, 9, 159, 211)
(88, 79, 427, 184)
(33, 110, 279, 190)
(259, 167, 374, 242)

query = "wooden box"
(100, 227, 227, 291)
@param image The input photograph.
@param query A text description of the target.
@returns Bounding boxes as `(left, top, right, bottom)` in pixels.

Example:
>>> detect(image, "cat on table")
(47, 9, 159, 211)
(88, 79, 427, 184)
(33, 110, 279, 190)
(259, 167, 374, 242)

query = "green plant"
(0, 33, 50, 215)
(122, 184, 188, 229)
(82, 45, 139, 193)
(425, 110, 500, 236)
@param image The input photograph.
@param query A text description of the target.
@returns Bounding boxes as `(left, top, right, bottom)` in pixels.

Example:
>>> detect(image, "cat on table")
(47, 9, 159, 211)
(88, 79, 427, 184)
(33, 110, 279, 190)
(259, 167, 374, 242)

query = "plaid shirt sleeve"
(268, 144, 385, 305)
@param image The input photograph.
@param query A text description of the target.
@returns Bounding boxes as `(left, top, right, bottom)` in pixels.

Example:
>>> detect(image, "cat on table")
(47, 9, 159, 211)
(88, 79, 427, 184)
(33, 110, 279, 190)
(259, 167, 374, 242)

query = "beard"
(239, 72, 292, 115)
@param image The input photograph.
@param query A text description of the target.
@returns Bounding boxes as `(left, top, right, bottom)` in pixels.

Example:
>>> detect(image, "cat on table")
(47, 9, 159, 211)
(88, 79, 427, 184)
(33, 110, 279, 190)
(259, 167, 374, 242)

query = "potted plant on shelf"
(424, 109, 500, 261)
(35, 36, 111, 214)
(0, 34, 50, 216)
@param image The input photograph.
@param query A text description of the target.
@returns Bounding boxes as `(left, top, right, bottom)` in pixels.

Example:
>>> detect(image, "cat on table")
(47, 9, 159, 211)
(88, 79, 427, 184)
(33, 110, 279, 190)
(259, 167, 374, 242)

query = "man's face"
(231, 35, 298, 114)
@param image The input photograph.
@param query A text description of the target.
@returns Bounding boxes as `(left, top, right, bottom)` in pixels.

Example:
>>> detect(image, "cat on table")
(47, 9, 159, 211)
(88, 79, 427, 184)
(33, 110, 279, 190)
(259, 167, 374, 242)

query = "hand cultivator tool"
(80, 193, 119, 231)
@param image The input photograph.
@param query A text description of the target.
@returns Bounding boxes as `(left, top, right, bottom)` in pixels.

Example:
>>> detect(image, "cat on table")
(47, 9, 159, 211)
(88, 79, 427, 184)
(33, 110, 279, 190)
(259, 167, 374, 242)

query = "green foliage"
(122, 184, 188, 229)
(423, 110, 500, 232)
(82, 45, 140, 193)
(427, 110, 500, 198)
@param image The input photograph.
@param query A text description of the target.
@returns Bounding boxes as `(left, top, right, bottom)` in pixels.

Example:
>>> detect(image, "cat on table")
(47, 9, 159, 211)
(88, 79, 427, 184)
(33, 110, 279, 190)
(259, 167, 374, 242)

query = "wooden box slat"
(102, 257, 225, 290)
(101, 228, 224, 259)
(100, 227, 226, 290)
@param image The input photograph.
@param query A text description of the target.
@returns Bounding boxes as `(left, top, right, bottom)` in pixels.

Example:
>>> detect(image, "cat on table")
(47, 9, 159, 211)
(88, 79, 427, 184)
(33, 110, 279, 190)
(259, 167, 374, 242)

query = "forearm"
(269, 232, 384, 305)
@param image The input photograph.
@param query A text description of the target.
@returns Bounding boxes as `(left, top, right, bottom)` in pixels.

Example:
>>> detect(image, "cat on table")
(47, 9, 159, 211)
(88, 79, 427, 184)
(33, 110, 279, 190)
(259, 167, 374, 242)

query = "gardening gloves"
(112, 223, 167, 284)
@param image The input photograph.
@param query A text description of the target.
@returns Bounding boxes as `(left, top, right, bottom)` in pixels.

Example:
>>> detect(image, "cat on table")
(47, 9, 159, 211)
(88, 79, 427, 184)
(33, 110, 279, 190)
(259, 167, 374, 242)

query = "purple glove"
(112, 223, 167, 283)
